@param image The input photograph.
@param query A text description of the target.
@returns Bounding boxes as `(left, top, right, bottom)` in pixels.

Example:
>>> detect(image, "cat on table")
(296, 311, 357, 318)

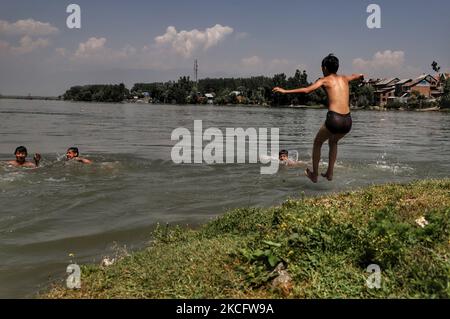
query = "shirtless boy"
(66, 147, 92, 164)
(279, 149, 307, 167)
(273, 54, 363, 182)
(7, 146, 41, 168)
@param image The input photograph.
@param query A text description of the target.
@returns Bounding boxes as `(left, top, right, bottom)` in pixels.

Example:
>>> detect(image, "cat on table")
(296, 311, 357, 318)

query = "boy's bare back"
(321, 74, 351, 115)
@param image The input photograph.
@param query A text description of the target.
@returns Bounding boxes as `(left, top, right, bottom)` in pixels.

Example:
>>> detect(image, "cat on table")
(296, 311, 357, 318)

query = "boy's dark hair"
(279, 150, 288, 157)
(322, 53, 339, 73)
(67, 147, 79, 156)
(14, 146, 27, 155)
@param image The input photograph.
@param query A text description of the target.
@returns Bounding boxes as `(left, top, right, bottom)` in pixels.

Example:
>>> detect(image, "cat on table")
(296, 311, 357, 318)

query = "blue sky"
(1, 0, 449, 95)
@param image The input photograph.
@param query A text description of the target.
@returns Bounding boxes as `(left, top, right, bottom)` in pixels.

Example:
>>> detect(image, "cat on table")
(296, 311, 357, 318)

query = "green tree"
(63, 84, 129, 102)
(272, 73, 289, 106)
(431, 61, 441, 73)
(440, 79, 450, 109)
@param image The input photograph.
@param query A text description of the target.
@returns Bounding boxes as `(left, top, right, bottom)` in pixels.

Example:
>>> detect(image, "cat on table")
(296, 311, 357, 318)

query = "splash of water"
(371, 152, 414, 174)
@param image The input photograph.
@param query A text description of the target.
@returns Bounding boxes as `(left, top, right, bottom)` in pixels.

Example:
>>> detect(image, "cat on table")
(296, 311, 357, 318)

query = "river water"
(0, 99, 449, 298)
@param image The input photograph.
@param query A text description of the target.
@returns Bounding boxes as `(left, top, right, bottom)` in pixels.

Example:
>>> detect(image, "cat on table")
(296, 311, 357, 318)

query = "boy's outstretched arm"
(75, 157, 92, 164)
(345, 74, 365, 82)
(34, 153, 41, 167)
(273, 78, 324, 94)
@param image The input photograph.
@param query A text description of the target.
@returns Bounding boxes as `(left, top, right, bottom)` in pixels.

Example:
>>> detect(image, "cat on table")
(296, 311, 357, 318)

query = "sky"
(0, 0, 449, 96)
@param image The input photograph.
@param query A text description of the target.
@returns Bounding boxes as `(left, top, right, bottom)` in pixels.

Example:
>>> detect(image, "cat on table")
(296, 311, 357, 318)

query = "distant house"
(403, 75, 437, 98)
(373, 78, 400, 89)
(368, 73, 448, 106)
(372, 78, 400, 106)
(204, 93, 215, 104)
(367, 78, 382, 86)
(432, 73, 449, 98)
(394, 79, 413, 96)
(142, 91, 151, 103)
(228, 91, 245, 103)
(375, 86, 396, 106)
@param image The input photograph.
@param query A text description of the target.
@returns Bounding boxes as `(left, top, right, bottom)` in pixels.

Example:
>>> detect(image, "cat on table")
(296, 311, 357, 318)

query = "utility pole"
(194, 59, 198, 91)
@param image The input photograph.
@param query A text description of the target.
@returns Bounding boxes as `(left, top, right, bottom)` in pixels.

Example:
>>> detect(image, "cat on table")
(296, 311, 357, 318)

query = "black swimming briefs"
(325, 111, 352, 134)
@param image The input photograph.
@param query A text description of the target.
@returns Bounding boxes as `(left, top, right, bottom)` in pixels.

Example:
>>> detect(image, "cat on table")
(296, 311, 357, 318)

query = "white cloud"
(71, 37, 136, 63)
(155, 24, 234, 58)
(27, 23, 235, 69)
(12, 36, 49, 54)
(0, 19, 57, 55)
(0, 19, 58, 36)
(353, 50, 405, 70)
(0, 36, 50, 54)
(74, 37, 107, 58)
(52, 24, 238, 71)
(235, 32, 249, 40)
(241, 55, 263, 67)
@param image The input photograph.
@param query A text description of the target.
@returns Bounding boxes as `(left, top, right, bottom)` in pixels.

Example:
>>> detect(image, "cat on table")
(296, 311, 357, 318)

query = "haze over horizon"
(0, 0, 449, 96)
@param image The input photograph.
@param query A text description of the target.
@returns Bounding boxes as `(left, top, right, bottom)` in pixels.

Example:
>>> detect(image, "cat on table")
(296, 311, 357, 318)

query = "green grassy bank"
(44, 179, 450, 298)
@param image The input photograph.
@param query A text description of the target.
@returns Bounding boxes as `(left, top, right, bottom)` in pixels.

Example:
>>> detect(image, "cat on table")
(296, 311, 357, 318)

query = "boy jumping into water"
(273, 54, 363, 183)
(66, 147, 92, 164)
(7, 146, 41, 168)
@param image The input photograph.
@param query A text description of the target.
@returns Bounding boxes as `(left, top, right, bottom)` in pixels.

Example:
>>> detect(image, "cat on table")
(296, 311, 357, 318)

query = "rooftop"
(376, 78, 400, 86)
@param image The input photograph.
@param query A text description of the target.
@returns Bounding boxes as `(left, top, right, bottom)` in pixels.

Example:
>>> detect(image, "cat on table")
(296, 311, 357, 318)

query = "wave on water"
(44, 177, 66, 183)
(0, 153, 177, 186)
(369, 152, 415, 174)
(0, 110, 81, 117)
(0, 171, 27, 183)
(0, 162, 34, 184)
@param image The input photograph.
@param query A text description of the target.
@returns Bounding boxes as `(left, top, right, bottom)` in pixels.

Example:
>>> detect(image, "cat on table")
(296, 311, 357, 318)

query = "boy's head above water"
(279, 150, 289, 161)
(322, 53, 339, 76)
(66, 147, 79, 159)
(14, 146, 28, 163)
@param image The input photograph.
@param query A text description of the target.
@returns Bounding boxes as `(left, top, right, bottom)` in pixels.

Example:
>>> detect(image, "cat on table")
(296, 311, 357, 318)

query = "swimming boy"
(279, 150, 289, 163)
(273, 54, 363, 182)
(7, 146, 41, 168)
(66, 147, 92, 164)
(279, 149, 307, 167)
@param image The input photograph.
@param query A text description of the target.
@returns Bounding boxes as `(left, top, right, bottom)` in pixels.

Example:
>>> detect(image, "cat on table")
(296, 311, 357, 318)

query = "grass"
(43, 179, 450, 299)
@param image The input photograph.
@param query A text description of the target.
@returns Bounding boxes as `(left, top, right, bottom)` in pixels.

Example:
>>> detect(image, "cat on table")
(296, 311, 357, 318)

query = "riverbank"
(43, 179, 450, 299)
(0, 95, 60, 101)
(2, 96, 448, 112)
